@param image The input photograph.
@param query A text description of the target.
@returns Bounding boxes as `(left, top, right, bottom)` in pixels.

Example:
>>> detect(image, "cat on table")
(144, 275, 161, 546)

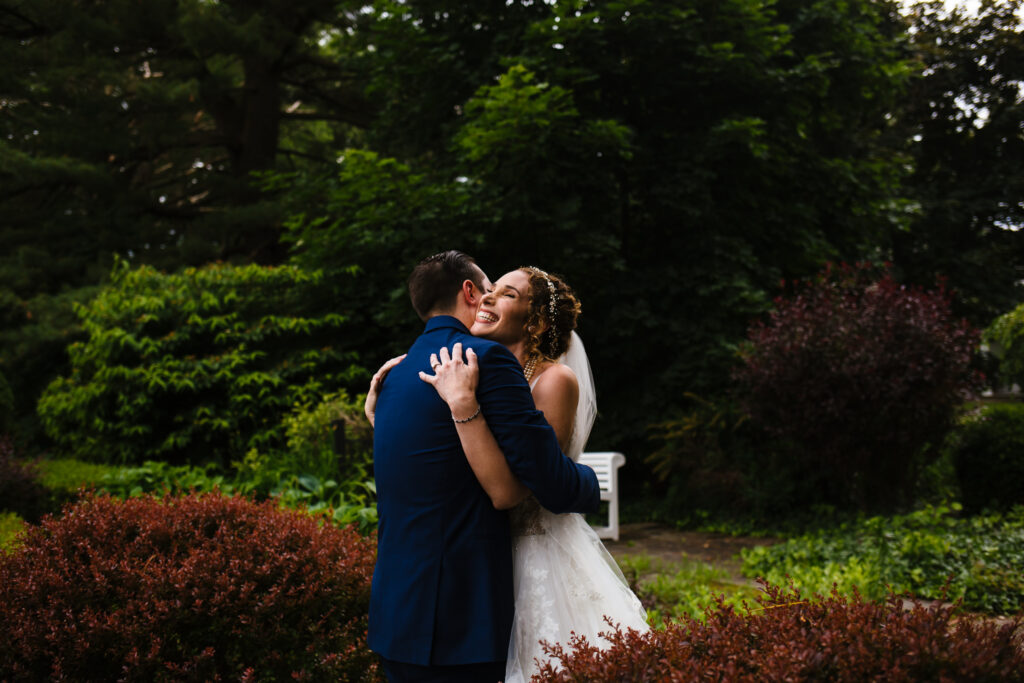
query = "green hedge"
(38, 261, 361, 465)
(986, 302, 1024, 388)
(951, 402, 1024, 512)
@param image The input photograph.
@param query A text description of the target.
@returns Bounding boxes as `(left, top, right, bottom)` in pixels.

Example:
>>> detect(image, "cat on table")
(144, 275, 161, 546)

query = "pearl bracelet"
(452, 404, 481, 424)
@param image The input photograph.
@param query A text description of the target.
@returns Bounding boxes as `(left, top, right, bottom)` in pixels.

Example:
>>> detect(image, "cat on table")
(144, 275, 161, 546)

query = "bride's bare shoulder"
(533, 363, 579, 398)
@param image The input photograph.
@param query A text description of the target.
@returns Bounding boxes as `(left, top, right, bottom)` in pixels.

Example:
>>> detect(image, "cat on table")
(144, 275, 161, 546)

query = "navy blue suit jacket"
(367, 316, 601, 666)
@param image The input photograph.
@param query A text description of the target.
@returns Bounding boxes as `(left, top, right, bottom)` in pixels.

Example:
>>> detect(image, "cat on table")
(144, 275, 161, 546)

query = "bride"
(417, 266, 649, 681)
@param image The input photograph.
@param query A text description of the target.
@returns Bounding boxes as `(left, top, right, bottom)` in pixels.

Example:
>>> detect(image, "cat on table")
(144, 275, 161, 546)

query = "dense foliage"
(0, 0, 371, 448)
(734, 264, 980, 511)
(0, 493, 381, 682)
(0, 0, 927, 453)
(0, 287, 96, 447)
(536, 581, 1023, 682)
(1, 1, 1022, 505)
(986, 301, 1024, 388)
(951, 402, 1024, 512)
(643, 394, 801, 520)
(37, 261, 359, 465)
(742, 504, 1024, 615)
(893, 1, 1024, 324)
(285, 0, 919, 455)
(26, 387, 379, 531)
(0, 436, 48, 522)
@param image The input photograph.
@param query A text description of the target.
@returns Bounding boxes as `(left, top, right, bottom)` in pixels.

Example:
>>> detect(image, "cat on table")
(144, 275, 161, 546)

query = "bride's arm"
(420, 343, 529, 510)
(364, 354, 407, 428)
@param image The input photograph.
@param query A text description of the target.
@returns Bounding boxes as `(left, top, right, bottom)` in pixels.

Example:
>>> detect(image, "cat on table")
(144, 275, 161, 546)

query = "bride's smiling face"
(471, 269, 531, 345)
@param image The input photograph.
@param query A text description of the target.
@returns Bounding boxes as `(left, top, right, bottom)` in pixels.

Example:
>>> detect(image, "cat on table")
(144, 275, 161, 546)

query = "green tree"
(893, 0, 1024, 324)
(0, 0, 371, 271)
(325, 0, 914, 452)
(0, 0, 372, 444)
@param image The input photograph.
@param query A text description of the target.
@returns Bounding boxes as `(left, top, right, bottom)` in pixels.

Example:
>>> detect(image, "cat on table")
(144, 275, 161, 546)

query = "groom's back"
(369, 317, 515, 666)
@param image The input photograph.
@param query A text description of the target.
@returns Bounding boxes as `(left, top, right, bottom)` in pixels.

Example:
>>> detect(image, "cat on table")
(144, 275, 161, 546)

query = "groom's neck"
(429, 309, 474, 329)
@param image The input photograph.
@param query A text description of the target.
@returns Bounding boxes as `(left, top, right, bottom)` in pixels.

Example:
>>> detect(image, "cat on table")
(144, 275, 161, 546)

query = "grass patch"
(617, 553, 760, 624)
(0, 511, 26, 553)
(35, 458, 119, 495)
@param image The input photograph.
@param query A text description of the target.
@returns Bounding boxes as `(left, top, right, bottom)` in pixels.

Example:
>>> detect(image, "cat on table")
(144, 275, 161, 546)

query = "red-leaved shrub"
(734, 263, 980, 511)
(0, 493, 381, 682)
(537, 582, 1024, 682)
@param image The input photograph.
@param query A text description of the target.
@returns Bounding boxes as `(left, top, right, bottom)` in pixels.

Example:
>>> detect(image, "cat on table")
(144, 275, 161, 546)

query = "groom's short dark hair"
(408, 250, 484, 321)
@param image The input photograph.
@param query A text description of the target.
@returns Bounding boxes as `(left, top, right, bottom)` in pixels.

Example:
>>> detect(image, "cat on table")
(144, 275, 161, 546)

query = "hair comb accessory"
(525, 266, 558, 322)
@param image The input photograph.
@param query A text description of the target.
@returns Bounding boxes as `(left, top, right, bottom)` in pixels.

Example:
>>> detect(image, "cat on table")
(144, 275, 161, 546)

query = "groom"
(368, 251, 600, 682)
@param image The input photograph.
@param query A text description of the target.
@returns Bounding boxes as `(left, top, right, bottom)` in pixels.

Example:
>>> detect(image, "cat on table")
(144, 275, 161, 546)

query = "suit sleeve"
(475, 343, 600, 514)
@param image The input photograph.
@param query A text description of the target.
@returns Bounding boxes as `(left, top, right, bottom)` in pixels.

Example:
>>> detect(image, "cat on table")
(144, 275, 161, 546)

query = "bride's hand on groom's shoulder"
(420, 342, 479, 418)
(364, 353, 406, 427)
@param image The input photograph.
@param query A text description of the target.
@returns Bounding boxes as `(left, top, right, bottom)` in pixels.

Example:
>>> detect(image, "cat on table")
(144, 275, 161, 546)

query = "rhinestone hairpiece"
(526, 266, 557, 321)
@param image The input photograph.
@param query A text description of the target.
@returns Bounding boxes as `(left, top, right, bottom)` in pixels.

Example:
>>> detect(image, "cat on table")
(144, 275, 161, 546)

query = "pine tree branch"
(0, 5, 49, 40)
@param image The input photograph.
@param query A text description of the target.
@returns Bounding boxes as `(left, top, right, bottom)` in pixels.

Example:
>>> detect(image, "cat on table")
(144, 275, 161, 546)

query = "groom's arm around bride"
(367, 251, 599, 682)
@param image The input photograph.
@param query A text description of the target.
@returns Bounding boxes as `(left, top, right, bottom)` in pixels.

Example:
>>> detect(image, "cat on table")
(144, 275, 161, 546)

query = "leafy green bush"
(37, 260, 361, 466)
(742, 504, 1024, 615)
(985, 302, 1024, 387)
(236, 391, 377, 532)
(46, 392, 380, 533)
(79, 457, 379, 534)
(951, 402, 1024, 512)
(276, 390, 373, 483)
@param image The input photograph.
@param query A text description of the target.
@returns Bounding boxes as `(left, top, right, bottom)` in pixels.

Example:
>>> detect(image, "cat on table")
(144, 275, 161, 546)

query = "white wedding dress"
(505, 333, 649, 683)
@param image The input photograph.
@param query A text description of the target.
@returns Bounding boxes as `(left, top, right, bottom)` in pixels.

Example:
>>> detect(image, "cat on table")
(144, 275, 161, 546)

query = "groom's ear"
(462, 279, 482, 306)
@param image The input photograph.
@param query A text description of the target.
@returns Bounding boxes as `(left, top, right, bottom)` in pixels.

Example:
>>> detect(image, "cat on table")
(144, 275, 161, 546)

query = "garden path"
(602, 522, 778, 587)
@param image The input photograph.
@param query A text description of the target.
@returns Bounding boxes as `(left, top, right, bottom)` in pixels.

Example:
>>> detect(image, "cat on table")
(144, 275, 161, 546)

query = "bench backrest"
(577, 451, 625, 494)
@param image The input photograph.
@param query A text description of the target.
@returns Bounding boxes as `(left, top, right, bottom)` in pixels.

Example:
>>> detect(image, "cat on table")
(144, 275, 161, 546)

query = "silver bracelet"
(452, 404, 481, 424)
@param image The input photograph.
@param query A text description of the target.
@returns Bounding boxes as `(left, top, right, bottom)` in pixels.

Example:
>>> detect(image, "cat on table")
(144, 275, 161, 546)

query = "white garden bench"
(578, 451, 626, 541)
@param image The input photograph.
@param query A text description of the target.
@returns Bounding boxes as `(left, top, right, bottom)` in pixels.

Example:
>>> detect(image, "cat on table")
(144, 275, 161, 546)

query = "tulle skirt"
(504, 511, 649, 683)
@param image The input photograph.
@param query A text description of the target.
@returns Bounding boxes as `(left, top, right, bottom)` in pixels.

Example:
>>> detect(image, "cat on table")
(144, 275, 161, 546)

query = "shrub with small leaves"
(537, 582, 1024, 681)
(0, 492, 381, 682)
(951, 402, 1024, 512)
(37, 259, 363, 466)
(276, 390, 373, 484)
(734, 263, 981, 512)
(985, 301, 1024, 388)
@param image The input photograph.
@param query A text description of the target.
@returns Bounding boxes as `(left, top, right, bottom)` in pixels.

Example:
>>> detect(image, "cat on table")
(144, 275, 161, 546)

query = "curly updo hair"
(520, 267, 581, 361)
